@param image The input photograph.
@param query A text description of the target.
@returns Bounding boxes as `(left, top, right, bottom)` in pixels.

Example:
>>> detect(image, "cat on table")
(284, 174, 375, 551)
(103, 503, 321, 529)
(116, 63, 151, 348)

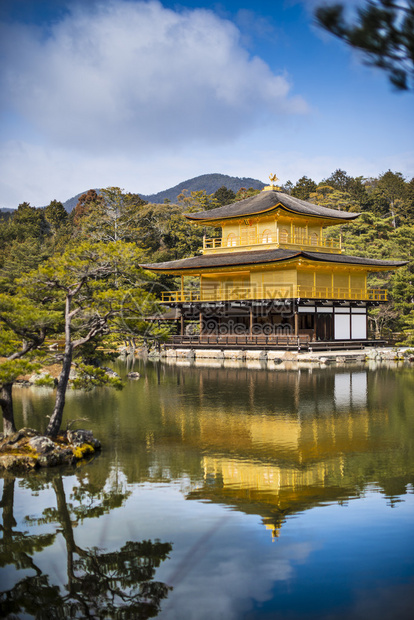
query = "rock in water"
(0, 427, 101, 470)
(28, 436, 56, 453)
(66, 429, 101, 449)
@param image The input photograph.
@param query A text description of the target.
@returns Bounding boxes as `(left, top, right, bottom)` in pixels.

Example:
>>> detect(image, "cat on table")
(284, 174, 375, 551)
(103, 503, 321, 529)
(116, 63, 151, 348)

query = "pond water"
(1, 359, 414, 619)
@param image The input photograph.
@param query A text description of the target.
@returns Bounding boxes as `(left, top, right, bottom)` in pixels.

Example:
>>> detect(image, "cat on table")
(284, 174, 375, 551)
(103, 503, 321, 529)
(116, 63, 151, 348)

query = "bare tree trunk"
(1, 382, 16, 436)
(46, 295, 73, 438)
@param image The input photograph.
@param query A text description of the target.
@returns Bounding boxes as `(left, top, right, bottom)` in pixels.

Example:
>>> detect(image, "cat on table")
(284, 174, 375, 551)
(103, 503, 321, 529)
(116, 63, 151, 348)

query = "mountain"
(0, 208, 15, 221)
(138, 173, 265, 203)
(61, 174, 265, 212)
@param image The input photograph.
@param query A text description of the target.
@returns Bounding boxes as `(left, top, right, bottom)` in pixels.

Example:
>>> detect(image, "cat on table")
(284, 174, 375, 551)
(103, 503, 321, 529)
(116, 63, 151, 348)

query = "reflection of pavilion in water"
(177, 367, 376, 538)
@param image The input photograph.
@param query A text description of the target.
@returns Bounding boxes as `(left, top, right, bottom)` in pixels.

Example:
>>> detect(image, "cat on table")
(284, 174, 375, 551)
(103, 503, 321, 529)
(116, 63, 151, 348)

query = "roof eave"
(184, 203, 360, 224)
(140, 254, 408, 274)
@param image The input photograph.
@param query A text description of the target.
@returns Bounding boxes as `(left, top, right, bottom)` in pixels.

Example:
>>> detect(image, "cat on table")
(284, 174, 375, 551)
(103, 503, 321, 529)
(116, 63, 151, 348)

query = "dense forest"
(0, 169, 413, 435)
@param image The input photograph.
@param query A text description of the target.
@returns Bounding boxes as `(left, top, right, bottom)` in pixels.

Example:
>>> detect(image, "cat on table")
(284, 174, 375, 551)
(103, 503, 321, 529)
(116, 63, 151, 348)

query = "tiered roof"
(141, 248, 406, 273)
(185, 189, 360, 223)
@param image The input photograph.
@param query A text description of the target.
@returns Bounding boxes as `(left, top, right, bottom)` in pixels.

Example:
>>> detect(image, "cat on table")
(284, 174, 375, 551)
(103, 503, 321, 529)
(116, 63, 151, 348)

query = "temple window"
(311, 232, 319, 246)
(240, 227, 255, 245)
(279, 228, 289, 243)
(294, 226, 306, 243)
(227, 233, 237, 247)
(261, 229, 272, 243)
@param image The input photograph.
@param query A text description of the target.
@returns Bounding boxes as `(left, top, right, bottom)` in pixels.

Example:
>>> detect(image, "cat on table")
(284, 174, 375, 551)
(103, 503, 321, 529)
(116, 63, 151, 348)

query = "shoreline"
(156, 346, 413, 367)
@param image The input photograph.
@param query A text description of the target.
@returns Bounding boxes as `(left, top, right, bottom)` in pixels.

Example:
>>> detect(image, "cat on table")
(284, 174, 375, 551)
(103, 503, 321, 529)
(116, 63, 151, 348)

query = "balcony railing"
(161, 286, 387, 303)
(203, 233, 341, 253)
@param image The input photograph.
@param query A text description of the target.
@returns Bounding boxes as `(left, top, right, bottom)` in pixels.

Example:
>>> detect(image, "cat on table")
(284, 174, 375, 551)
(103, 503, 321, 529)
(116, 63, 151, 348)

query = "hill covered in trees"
(138, 173, 265, 204)
(58, 173, 265, 213)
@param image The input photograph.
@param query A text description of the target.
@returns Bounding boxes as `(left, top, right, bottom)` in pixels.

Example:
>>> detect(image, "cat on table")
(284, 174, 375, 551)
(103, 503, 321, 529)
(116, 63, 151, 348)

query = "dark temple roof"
(304, 252, 407, 267)
(185, 190, 360, 223)
(141, 249, 407, 273)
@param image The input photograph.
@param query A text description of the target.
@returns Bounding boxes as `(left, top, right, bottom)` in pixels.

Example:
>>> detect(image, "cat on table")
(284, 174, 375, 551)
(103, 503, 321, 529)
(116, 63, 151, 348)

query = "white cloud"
(1, 0, 411, 209)
(0, 0, 307, 155)
(1, 137, 413, 209)
(0, 140, 155, 207)
(162, 534, 312, 620)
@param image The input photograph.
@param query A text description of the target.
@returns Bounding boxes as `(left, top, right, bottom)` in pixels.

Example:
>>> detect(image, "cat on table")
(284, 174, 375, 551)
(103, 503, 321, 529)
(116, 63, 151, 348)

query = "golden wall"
(200, 266, 367, 296)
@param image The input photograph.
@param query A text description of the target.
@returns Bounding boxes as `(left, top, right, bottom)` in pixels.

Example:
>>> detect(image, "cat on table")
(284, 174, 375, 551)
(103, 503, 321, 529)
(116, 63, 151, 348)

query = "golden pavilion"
(142, 180, 406, 346)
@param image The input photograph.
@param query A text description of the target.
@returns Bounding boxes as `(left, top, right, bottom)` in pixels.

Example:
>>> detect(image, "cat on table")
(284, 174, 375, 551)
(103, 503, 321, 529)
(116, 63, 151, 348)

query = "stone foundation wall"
(163, 347, 414, 365)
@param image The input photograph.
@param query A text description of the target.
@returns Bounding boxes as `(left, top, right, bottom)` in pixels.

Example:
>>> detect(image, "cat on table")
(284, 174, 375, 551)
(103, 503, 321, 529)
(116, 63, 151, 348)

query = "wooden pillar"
(199, 311, 203, 335)
(180, 313, 184, 336)
(249, 306, 253, 337)
(294, 305, 299, 337)
(180, 275, 184, 301)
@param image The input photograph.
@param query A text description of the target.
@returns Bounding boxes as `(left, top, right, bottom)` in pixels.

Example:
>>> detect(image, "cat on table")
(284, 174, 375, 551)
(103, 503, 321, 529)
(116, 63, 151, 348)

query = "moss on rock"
(0, 427, 101, 471)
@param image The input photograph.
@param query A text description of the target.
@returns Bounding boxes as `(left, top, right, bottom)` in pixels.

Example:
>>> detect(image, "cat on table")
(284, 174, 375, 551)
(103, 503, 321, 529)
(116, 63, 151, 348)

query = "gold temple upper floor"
(161, 284, 387, 303)
(203, 230, 341, 254)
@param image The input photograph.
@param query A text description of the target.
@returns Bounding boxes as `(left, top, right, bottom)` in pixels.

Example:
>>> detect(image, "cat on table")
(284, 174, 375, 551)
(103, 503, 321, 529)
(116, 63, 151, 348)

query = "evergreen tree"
(347, 176, 373, 212)
(18, 241, 159, 437)
(377, 170, 408, 226)
(0, 295, 59, 435)
(77, 187, 148, 243)
(315, 0, 414, 90)
(323, 169, 352, 191)
(9, 203, 49, 243)
(177, 189, 219, 212)
(291, 176, 317, 200)
(281, 180, 294, 195)
(401, 177, 414, 223)
(213, 186, 236, 206)
(309, 184, 359, 211)
(44, 200, 68, 234)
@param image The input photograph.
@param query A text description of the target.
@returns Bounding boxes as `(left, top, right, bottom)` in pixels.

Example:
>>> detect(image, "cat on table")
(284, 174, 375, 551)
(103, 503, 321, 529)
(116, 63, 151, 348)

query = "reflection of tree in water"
(0, 475, 57, 576)
(0, 473, 173, 618)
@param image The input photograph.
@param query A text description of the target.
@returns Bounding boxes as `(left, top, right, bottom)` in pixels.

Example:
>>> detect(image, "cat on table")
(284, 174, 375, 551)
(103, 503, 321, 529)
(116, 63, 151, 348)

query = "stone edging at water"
(160, 347, 414, 364)
(0, 427, 101, 471)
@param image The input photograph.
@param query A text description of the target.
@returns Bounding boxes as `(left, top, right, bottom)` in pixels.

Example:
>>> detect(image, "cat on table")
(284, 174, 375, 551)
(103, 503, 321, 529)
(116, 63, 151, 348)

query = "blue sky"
(0, 0, 413, 208)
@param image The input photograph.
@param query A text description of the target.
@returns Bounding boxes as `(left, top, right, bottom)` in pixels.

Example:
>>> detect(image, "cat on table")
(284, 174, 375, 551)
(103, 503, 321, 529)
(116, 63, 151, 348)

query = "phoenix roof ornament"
(263, 173, 281, 191)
